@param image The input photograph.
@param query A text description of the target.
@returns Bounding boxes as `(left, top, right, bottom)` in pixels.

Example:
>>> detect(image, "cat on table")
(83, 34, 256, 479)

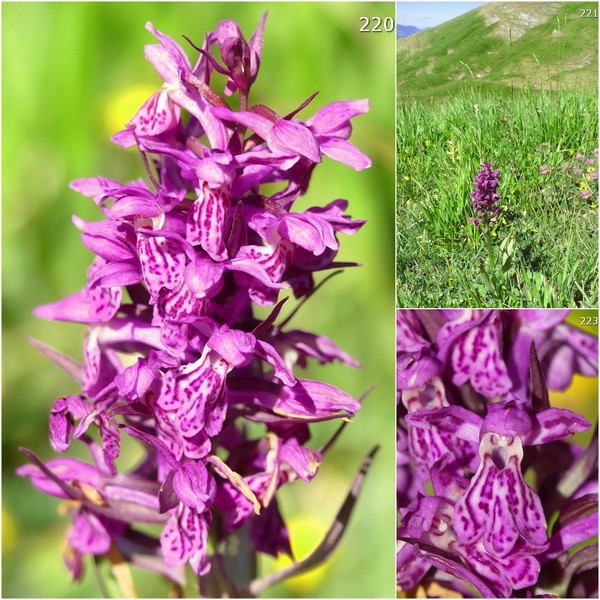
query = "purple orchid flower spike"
(470, 161, 501, 229)
(397, 309, 598, 598)
(22, 13, 376, 598)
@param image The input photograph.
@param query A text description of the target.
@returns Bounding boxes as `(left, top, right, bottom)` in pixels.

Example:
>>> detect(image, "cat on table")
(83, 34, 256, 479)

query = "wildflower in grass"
(559, 150, 599, 205)
(470, 162, 501, 229)
(19, 15, 374, 596)
(539, 165, 549, 175)
(397, 309, 598, 598)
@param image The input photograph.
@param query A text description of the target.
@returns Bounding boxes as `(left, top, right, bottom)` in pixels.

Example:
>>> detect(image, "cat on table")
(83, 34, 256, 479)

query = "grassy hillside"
(397, 2, 598, 99)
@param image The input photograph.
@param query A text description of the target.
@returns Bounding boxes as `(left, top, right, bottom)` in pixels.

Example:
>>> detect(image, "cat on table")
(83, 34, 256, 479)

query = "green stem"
(485, 230, 501, 296)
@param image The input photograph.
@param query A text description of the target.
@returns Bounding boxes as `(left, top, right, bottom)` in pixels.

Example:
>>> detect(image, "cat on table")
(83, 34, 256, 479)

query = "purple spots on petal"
(158, 355, 230, 439)
(187, 186, 231, 260)
(138, 235, 186, 300)
(447, 313, 512, 398)
(156, 281, 211, 323)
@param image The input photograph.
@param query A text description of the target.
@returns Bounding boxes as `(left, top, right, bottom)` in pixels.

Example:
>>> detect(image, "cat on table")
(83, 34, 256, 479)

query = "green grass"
(396, 86, 598, 308)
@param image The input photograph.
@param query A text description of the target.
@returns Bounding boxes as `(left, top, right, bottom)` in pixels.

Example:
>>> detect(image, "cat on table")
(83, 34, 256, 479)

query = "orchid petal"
(454, 434, 548, 558)
(184, 257, 225, 298)
(307, 100, 369, 135)
(255, 340, 295, 385)
(280, 438, 321, 482)
(72, 216, 137, 262)
(449, 312, 512, 397)
(186, 185, 230, 260)
(405, 405, 482, 444)
(525, 408, 591, 445)
(127, 89, 180, 138)
(173, 461, 216, 512)
(68, 511, 112, 555)
(138, 235, 186, 300)
(207, 327, 256, 368)
(49, 396, 91, 452)
(319, 138, 372, 170)
(34, 286, 122, 324)
(69, 177, 122, 204)
(275, 379, 360, 420)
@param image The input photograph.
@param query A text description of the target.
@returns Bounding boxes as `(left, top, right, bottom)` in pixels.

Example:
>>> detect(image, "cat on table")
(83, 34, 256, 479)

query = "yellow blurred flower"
(273, 514, 334, 594)
(103, 84, 157, 140)
(550, 373, 598, 446)
(2, 505, 17, 554)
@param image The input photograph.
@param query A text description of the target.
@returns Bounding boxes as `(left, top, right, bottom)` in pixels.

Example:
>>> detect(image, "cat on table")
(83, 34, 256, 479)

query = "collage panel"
(3, 3, 396, 598)
(396, 2, 598, 308)
(396, 309, 599, 597)
(395, 2, 599, 599)
(3, 0, 598, 597)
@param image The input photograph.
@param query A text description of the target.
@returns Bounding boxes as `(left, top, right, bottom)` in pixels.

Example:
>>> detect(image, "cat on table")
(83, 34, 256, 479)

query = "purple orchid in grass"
(20, 14, 376, 598)
(470, 162, 502, 229)
(397, 310, 598, 598)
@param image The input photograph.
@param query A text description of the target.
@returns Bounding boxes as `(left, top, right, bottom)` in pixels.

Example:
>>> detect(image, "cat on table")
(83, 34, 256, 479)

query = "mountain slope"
(397, 24, 424, 38)
(397, 2, 598, 99)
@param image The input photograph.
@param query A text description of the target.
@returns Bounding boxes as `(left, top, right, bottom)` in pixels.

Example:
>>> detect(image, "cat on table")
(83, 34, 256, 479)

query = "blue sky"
(396, 2, 487, 29)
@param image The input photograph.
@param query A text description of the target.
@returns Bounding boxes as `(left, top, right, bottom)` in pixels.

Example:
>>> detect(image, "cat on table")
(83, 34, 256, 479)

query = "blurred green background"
(2, 3, 396, 598)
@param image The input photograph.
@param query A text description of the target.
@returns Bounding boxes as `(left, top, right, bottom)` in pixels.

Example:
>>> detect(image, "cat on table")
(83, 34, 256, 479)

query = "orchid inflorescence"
(397, 310, 598, 598)
(470, 162, 502, 229)
(18, 14, 374, 596)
